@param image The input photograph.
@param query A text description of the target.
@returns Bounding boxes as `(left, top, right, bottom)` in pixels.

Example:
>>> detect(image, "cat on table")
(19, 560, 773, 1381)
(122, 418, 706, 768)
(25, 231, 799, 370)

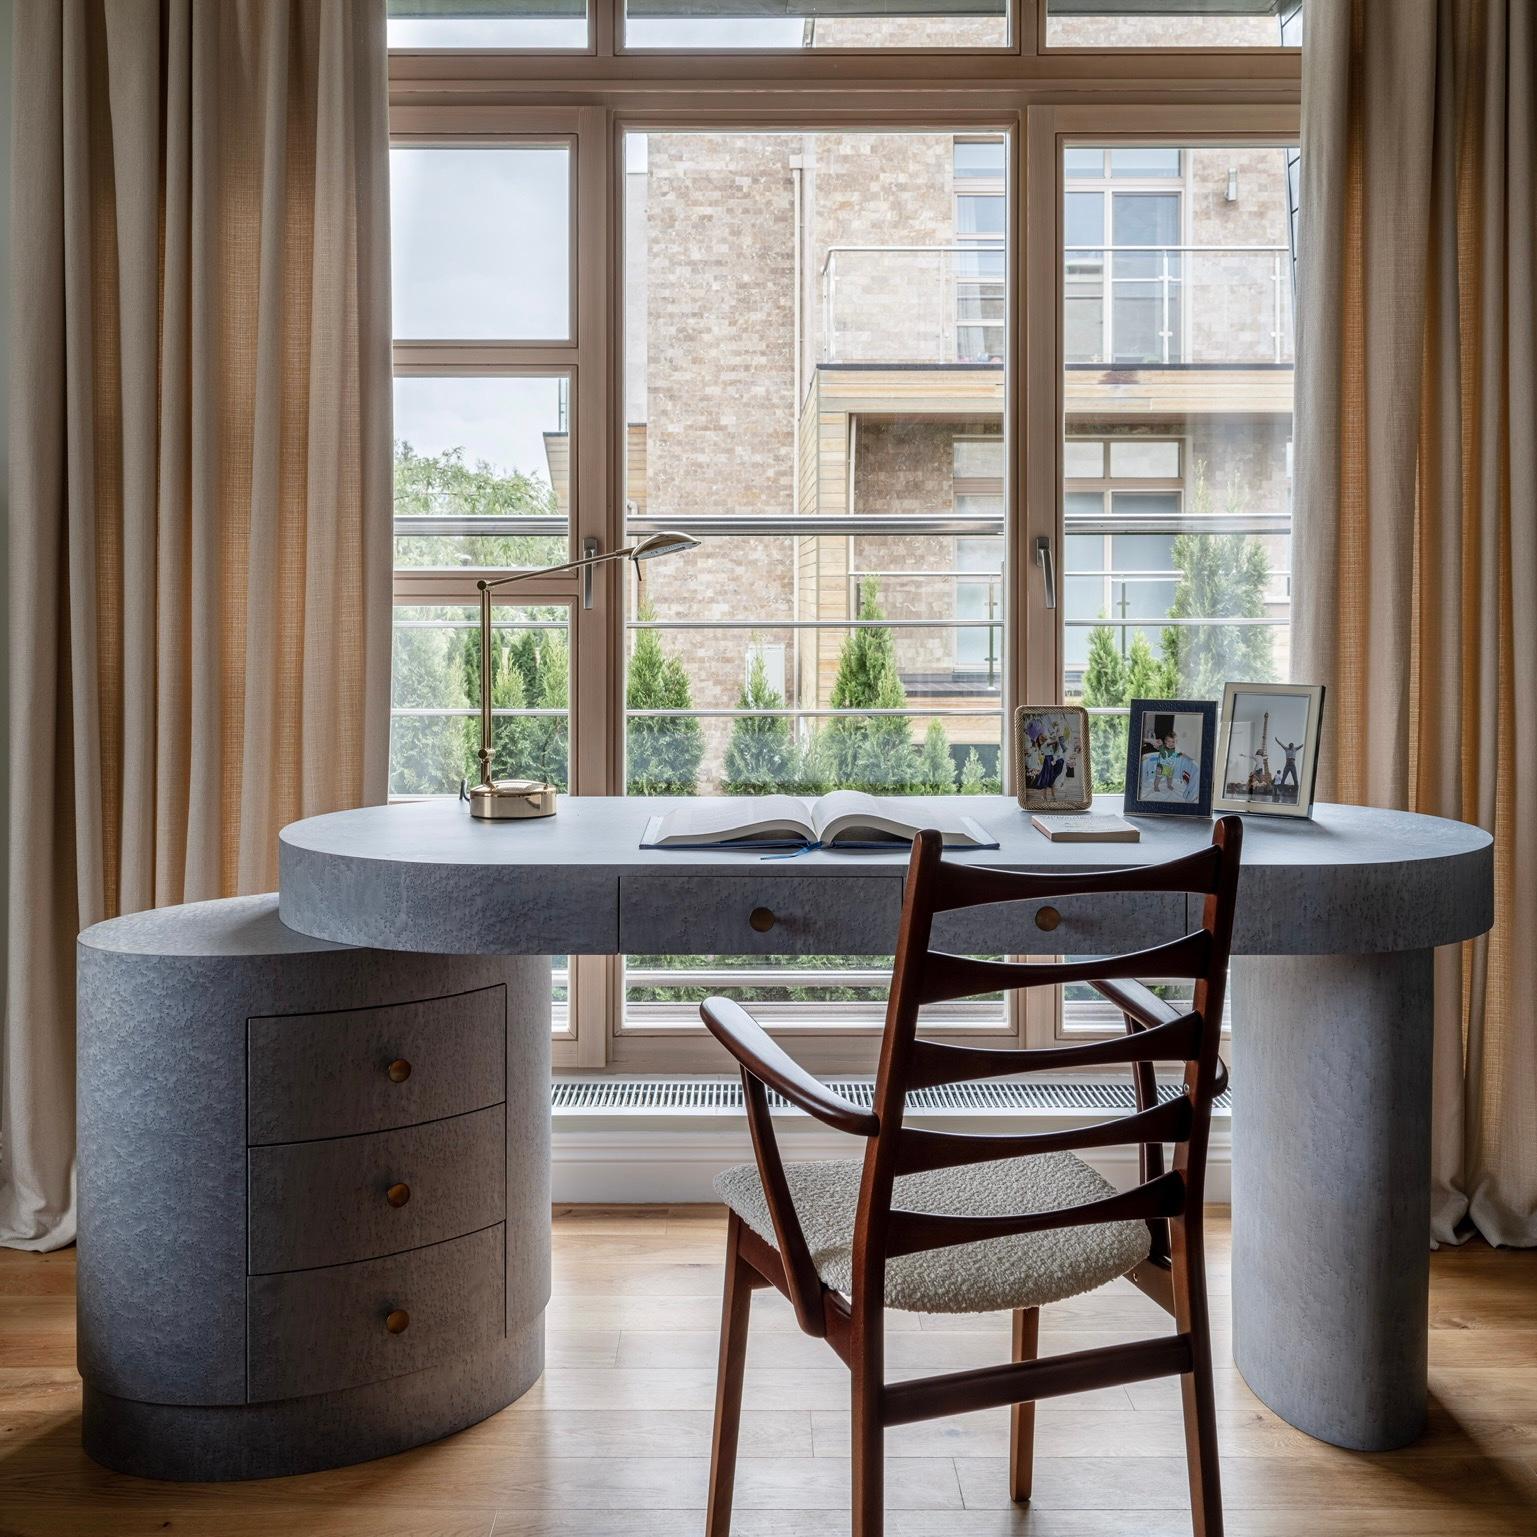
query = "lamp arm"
(475, 545, 637, 788)
(476, 545, 636, 594)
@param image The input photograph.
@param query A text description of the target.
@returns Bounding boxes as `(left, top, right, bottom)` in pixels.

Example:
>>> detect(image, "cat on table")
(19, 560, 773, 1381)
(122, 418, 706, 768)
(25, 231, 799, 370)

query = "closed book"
(1031, 813, 1139, 843)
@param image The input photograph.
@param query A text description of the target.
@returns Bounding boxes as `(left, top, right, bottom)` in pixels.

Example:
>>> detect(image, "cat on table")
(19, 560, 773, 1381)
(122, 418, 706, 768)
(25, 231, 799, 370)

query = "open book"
(640, 791, 997, 851)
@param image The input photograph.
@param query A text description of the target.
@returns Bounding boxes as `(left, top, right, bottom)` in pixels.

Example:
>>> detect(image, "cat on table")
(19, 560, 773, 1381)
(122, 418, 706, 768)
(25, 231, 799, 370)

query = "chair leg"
(850, 1366, 884, 1537)
(1009, 1306, 1039, 1504)
(707, 1213, 755, 1537)
(1174, 1223, 1224, 1537)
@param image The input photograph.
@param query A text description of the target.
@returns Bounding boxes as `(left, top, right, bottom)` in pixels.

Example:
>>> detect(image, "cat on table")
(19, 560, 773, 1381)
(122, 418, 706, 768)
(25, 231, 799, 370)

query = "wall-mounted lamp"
(1225, 167, 1241, 203)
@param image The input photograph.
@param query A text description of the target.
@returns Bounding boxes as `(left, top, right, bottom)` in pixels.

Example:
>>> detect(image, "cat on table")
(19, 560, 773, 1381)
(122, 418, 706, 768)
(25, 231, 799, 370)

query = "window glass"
(1110, 148, 1183, 179)
(393, 376, 569, 571)
(387, 0, 587, 48)
(1109, 439, 1181, 478)
(390, 147, 571, 341)
(956, 194, 1006, 237)
(1064, 440, 1106, 478)
(619, 128, 1011, 1038)
(624, 0, 1009, 50)
(954, 141, 1006, 180)
(1045, 1, 1302, 50)
(1064, 148, 1106, 178)
(390, 604, 570, 798)
(1061, 142, 1297, 820)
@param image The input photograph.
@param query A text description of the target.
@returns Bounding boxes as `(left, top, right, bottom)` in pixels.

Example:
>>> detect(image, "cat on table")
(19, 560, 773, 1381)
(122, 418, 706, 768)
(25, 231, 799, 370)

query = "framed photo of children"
(1213, 683, 1326, 818)
(1122, 699, 1218, 818)
(1015, 705, 1092, 812)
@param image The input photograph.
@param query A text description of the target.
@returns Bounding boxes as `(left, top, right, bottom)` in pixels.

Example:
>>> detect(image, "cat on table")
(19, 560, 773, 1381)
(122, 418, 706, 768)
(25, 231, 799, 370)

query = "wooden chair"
(700, 815, 1242, 1537)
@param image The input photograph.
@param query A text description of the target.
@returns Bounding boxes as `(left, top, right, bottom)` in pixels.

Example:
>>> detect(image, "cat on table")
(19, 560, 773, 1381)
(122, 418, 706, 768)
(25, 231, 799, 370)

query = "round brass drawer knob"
(386, 1182, 411, 1208)
(385, 1308, 411, 1335)
(749, 907, 776, 933)
(386, 1058, 412, 1083)
(1035, 905, 1062, 933)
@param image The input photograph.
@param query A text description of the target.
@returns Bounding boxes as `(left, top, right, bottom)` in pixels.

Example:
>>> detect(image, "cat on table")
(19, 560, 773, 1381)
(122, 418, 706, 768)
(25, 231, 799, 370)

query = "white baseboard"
(551, 1116, 1231, 1205)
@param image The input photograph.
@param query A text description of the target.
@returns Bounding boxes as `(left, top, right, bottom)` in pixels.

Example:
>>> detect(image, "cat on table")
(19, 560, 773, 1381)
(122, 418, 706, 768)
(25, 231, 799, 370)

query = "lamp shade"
(630, 530, 700, 561)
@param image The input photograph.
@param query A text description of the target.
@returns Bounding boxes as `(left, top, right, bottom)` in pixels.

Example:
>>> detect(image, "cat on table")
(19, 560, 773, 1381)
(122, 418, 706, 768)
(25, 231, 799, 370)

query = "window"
(1044, 0, 1303, 50)
(389, 141, 581, 1045)
(622, 0, 1009, 51)
(617, 128, 1010, 1063)
(383, 26, 1300, 1072)
(1060, 140, 1297, 1039)
(387, 0, 588, 49)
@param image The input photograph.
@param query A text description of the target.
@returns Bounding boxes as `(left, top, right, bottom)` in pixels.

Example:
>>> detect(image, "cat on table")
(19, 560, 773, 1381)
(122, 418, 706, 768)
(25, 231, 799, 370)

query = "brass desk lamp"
(465, 530, 700, 820)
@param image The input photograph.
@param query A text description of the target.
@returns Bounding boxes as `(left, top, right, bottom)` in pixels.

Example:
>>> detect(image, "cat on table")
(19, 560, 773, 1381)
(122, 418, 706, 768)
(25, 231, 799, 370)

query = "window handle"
(582, 537, 599, 609)
(1035, 535, 1057, 610)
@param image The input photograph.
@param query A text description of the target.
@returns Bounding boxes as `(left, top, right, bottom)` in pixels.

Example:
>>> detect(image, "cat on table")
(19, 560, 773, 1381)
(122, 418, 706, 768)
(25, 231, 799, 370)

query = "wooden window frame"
(386, 7, 1300, 1074)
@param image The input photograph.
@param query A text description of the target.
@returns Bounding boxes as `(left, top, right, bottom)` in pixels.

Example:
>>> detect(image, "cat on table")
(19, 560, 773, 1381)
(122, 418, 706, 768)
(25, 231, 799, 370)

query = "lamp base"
(466, 780, 558, 820)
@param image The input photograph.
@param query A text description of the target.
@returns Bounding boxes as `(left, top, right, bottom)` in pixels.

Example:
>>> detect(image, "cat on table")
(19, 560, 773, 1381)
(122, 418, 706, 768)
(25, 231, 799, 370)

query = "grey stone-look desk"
(286, 795, 1492, 1454)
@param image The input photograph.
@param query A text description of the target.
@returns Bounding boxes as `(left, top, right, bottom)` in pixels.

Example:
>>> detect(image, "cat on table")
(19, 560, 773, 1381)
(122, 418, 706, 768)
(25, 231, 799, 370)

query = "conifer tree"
(918, 719, 957, 794)
(824, 577, 921, 792)
(958, 748, 988, 795)
(626, 602, 705, 795)
(722, 650, 799, 794)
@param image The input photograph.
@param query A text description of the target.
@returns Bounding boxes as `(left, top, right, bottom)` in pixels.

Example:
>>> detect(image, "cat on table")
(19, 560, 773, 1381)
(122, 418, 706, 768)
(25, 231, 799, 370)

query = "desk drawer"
(246, 1223, 505, 1404)
(248, 986, 506, 1144)
(620, 875, 904, 955)
(248, 1105, 506, 1275)
(929, 891, 1189, 956)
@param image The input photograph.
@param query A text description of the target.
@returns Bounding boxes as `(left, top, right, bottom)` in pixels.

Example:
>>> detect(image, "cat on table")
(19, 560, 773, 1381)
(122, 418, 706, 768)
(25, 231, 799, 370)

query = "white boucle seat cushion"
(715, 1152, 1151, 1314)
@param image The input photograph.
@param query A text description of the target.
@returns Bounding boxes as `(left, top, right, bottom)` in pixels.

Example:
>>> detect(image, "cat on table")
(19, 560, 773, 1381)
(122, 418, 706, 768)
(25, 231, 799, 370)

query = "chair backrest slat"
(905, 1012, 1202, 1090)
(917, 930, 1213, 1007)
(884, 1171, 1188, 1260)
(850, 816, 1242, 1305)
(894, 1096, 1193, 1176)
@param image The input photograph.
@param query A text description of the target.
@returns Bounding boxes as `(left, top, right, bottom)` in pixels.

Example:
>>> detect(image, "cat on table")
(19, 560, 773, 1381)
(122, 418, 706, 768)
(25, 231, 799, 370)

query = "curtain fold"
(1295, 0, 1536, 1246)
(2, 0, 392, 1250)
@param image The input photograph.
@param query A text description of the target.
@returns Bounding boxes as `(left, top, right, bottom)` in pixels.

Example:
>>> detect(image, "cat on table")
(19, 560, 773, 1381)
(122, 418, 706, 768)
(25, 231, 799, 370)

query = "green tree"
(1080, 623, 1130, 793)
(1159, 461, 1275, 698)
(722, 650, 799, 794)
(958, 748, 988, 795)
(627, 603, 705, 795)
(918, 719, 957, 794)
(823, 578, 921, 793)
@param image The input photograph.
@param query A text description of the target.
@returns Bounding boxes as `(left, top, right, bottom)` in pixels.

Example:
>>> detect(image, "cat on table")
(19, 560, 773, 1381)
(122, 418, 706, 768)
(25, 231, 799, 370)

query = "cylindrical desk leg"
(1230, 950, 1434, 1452)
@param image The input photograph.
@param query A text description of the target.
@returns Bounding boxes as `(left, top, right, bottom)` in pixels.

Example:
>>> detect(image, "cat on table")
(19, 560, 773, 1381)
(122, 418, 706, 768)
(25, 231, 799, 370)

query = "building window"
(954, 137, 1006, 363)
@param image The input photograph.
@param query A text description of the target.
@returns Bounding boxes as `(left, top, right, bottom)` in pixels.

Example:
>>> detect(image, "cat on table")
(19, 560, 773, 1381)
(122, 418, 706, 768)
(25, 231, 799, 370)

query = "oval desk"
(279, 794, 1493, 1454)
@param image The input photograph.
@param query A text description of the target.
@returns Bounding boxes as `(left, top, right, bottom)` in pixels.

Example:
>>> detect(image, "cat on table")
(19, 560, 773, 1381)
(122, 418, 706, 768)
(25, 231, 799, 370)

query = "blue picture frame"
(1122, 698, 1218, 818)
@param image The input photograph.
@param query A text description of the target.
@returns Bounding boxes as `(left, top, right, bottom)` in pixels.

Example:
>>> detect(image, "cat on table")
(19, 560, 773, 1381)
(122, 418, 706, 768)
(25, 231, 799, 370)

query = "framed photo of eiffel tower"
(1213, 682, 1326, 818)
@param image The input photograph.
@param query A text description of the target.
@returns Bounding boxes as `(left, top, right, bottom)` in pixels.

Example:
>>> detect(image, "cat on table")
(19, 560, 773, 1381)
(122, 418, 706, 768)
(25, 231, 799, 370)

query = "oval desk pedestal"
(1231, 951, 1435, 1451)
(76, 895, 551, 1482)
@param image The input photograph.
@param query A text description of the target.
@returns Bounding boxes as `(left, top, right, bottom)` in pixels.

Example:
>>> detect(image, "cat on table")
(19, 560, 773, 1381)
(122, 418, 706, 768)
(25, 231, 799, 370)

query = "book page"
(813, 792, 989, 847)
(646, 795, 813, 847)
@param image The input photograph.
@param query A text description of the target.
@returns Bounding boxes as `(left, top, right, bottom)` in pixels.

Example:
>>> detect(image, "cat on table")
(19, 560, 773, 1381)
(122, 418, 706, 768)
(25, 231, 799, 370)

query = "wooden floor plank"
(0, 1209, 1532, 1537)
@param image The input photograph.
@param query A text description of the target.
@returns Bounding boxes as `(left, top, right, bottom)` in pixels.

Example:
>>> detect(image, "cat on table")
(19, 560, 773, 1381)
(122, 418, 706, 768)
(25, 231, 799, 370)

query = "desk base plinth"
(1231, 950, 1434, 1451)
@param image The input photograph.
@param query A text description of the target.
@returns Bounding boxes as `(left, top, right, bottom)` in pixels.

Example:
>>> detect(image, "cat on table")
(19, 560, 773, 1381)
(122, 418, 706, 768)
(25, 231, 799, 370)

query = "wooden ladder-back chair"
(700, 814, 1242, 1537)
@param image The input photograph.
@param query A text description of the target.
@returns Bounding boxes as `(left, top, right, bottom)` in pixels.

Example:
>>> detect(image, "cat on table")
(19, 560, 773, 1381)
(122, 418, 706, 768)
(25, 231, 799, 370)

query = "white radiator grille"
(553, 1077, 1231, 1115)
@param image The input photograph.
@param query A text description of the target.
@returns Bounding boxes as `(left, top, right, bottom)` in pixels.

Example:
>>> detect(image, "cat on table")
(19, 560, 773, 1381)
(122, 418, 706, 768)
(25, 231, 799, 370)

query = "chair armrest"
(700, 996, 879, 1137)
(1090, 977, 1182, 1031)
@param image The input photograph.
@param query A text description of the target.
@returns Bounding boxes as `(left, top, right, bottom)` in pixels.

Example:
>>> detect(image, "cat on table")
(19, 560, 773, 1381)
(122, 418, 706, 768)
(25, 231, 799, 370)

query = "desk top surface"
(277, 796, 1492, 958)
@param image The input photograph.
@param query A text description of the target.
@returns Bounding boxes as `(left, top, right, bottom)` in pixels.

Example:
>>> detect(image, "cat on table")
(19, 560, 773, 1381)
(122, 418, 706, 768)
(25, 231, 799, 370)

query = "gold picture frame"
(1014, 705, 1093, 812)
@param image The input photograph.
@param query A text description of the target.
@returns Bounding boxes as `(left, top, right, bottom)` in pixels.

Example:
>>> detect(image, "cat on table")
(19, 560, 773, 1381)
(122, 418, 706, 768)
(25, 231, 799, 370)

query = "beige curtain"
(1295, 0, 1535, 1245)
(1, 0, 392, 1250)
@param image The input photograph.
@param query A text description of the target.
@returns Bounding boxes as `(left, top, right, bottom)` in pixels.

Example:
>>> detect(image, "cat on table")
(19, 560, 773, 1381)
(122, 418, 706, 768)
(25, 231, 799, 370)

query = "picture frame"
(1014, 705, 1092, 812)
(1213, 682, 1326, 819)
(1122, 699, 1218, 818)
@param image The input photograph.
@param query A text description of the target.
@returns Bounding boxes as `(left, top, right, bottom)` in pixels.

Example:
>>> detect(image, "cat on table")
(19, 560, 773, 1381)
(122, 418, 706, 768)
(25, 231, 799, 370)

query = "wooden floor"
(2, 1208, 1535, 1536)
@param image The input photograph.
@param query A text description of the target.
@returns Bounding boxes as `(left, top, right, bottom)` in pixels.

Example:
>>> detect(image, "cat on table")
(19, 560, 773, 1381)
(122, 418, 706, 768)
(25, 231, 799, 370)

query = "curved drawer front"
(248, 985, 506, 1144)
(246, 1223, 505, 1404)
(619, 875, 904, 955)
(248, 1105, 507, 1275)
(929, 891, 1189, 956)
